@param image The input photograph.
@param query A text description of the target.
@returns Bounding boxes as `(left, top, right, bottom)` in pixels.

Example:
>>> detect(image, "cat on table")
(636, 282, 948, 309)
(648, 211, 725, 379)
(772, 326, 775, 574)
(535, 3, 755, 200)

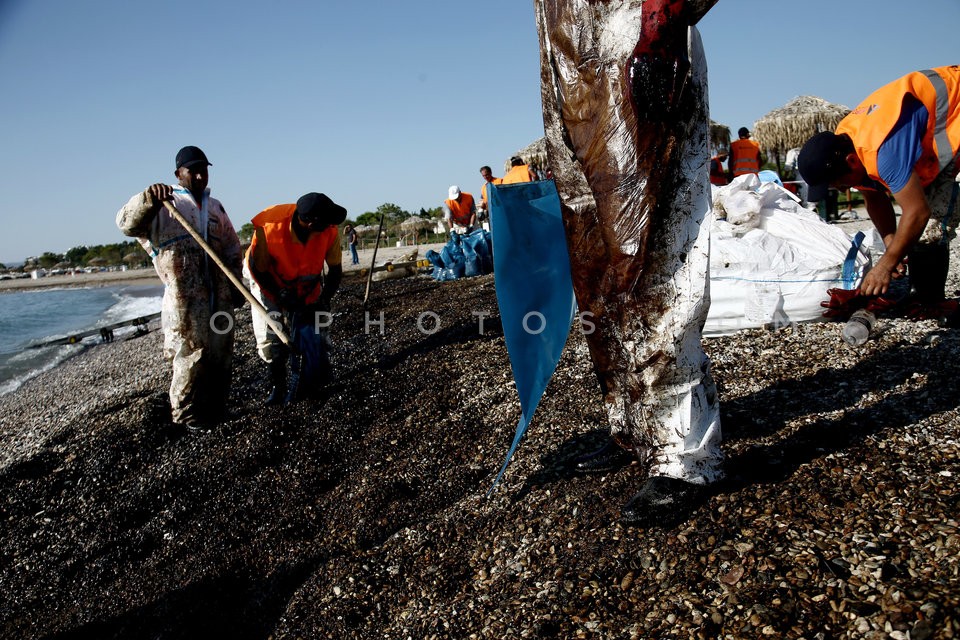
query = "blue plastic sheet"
(487, 180, 576, 493)
(425, 230, 492, 281)
(757, 169, 783, 187)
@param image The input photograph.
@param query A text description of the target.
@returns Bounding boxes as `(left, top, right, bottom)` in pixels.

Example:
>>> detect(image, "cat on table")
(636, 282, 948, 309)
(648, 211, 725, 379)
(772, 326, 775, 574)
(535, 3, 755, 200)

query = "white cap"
(448, 185, 461, 199)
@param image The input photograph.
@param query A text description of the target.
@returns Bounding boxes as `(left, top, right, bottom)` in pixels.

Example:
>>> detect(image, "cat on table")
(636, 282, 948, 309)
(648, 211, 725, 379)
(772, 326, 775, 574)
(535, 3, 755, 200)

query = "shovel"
(161, 200, 296, 350)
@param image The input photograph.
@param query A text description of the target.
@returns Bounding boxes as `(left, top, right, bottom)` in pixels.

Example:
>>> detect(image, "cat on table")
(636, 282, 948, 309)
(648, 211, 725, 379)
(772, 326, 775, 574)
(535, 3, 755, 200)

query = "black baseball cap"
(797, 132, 850, 202)
(175, 146, 212, 170)
(295, 192, 347, 226)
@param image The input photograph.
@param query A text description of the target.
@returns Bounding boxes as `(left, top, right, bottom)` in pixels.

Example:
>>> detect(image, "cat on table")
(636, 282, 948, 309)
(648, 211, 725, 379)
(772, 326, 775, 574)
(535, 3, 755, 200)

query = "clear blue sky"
(1, 0, 957, 264)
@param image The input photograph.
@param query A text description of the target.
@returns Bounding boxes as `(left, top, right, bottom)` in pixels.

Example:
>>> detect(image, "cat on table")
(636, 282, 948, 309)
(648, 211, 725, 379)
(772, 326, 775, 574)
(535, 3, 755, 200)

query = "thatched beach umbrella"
(753, 95, 851, 172)
(399, 216, 431, 244)
(710, 120, 731, 153)
(400, 216, 432, 231)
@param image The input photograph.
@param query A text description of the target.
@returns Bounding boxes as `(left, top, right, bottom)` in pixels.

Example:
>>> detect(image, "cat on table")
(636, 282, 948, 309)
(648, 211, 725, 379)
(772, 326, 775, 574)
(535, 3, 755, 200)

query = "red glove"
(864, 295, 900, 314)
(820, 288, 865, 319)
(904, 298, 959, 321)
(821, 288, 900, 319)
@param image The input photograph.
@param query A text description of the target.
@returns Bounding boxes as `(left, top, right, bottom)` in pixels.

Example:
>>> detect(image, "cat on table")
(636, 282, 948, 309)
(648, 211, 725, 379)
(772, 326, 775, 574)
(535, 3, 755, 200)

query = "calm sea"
(0, 285, 163, 396)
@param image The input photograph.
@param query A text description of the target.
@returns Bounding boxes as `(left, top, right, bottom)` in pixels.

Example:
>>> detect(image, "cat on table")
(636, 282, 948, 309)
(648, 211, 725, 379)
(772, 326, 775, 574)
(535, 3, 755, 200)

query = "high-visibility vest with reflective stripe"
(730, 139, 761, 176)
(445, 193, 475, 226)
(245, 203, 339, 305)
(836, 65, 960, 191)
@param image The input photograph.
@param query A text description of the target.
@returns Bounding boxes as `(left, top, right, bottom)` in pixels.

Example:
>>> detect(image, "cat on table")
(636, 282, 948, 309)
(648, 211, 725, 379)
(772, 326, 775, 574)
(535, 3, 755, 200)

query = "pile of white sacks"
(705, 174, 883, 337)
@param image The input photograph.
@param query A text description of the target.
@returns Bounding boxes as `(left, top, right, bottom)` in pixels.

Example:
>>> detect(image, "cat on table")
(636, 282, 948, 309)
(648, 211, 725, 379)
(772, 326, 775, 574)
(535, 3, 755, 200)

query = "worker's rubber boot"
(265, 359, 287, 406)
(620, 476, 708, 528)
(572, 438, 633, 474)
(284, 354, 303, 405)
(908, 242, 950, 304)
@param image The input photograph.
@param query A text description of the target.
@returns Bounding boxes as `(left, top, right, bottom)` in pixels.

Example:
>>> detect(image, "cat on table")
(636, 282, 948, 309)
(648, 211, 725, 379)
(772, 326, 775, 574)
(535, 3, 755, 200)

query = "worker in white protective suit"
(117, 146, 244, 433)
(535, 0, 723, 527)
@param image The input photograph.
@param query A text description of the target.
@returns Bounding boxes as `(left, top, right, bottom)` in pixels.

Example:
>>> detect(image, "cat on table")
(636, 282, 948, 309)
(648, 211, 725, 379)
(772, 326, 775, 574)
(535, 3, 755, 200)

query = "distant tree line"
(237, 202, 446, 246)
(5, 241, 151, 271)
(4, 202, 448, 272)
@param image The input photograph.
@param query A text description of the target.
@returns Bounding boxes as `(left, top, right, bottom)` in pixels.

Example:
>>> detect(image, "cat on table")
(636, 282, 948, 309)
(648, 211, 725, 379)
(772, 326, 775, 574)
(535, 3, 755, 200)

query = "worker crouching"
(243, 192, 347, 405)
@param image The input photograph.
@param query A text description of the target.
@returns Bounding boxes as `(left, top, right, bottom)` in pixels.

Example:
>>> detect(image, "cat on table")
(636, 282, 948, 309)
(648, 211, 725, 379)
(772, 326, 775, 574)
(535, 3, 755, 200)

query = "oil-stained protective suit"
(117, 187, 243, 424)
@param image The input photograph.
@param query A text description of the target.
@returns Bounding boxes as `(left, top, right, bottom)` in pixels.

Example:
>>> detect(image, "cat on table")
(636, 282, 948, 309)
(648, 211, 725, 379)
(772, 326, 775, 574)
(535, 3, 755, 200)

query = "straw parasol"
(399, 215, 432, 244)
(753, 95, 851, 167)
(399, 216, 431, 230)
(710, 120, 731, 153)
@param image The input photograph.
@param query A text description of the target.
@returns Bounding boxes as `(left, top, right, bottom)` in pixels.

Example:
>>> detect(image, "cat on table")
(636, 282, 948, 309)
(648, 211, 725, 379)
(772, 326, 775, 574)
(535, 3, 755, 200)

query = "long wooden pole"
(161, 200, 295, 349)
(357, 259, 432, 277)
(362, 213, 386, 308)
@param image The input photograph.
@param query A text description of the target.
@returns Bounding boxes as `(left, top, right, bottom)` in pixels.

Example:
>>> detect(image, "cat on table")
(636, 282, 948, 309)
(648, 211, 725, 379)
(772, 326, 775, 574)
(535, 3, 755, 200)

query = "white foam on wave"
(102, 290, 162, 326)
(0, 344, 84, 396)
(0, 287, 162, 397)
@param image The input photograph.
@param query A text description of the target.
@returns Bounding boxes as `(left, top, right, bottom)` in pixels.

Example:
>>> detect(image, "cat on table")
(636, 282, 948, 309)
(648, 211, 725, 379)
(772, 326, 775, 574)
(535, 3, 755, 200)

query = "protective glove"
(904, 298, 959, 322)
(277, 288, 304, 312)
(314, 296, 332, 313)
(821, 288, 899, 319)
(303, 297, 332, 319)
(820, 288, 866, 319)
(864, 295, 899, 315)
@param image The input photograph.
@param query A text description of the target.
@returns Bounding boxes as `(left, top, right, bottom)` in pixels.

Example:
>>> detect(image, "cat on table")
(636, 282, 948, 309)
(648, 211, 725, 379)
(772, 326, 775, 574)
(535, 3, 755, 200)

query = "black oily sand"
(1, 271, 959, 640)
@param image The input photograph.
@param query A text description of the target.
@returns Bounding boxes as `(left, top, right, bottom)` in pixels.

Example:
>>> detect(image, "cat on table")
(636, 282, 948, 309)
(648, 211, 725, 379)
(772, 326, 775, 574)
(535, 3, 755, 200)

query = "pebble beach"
(1, 220, 959, 639)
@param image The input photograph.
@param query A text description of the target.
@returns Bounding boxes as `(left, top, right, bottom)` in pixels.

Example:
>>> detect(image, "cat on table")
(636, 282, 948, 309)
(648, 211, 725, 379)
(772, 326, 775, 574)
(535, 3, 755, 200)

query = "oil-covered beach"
(1, 230, 959, 639)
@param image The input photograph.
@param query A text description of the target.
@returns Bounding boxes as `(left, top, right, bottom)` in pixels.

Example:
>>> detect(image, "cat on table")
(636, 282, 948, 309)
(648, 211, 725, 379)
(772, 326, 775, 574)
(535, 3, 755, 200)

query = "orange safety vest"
(481, 177, 503, 207)
(836, 65, 960, 191)
(709, 156, 729, 185)
(245, 204, 339, 305)
(730, 139, 761, 176)
(445, 192, 476, 226)
(501, 164, 535, 184)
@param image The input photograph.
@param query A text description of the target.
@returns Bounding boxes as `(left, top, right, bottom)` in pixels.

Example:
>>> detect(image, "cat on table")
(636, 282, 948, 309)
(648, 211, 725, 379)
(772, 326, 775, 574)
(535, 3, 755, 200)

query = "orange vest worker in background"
(444, 186, 477, 233)
(730, 127, 762, 177)
(501, 156, 538, 184)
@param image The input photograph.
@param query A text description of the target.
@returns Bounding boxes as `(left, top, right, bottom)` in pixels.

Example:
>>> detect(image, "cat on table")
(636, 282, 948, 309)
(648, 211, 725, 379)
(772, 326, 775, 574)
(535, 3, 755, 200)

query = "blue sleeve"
(876, 96, 927, 193)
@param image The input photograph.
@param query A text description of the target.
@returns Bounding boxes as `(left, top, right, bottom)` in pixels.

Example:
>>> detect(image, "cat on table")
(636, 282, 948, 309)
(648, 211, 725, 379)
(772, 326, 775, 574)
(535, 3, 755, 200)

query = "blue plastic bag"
(487, 180, 576, 492)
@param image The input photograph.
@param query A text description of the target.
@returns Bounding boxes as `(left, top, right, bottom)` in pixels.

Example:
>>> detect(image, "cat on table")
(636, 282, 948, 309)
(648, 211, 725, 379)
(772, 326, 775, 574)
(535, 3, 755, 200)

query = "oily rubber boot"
(620, 476, 708, 528)
(284, 353, 303, 405)
(265, 359, 287, 406)
(908, 242, 949, 304)
(572, 439, 633, 474)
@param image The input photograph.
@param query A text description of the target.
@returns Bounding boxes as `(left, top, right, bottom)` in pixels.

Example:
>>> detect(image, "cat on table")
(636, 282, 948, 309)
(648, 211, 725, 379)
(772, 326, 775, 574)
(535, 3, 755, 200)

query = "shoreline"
(0, 241, 449, 293)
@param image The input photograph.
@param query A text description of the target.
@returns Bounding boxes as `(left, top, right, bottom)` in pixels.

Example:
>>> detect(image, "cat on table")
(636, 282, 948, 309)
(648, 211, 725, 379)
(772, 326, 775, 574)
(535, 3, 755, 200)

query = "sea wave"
(0, 286, 163, 396)
(0, 343, 85, 396)
(102, 287, 163, 326)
